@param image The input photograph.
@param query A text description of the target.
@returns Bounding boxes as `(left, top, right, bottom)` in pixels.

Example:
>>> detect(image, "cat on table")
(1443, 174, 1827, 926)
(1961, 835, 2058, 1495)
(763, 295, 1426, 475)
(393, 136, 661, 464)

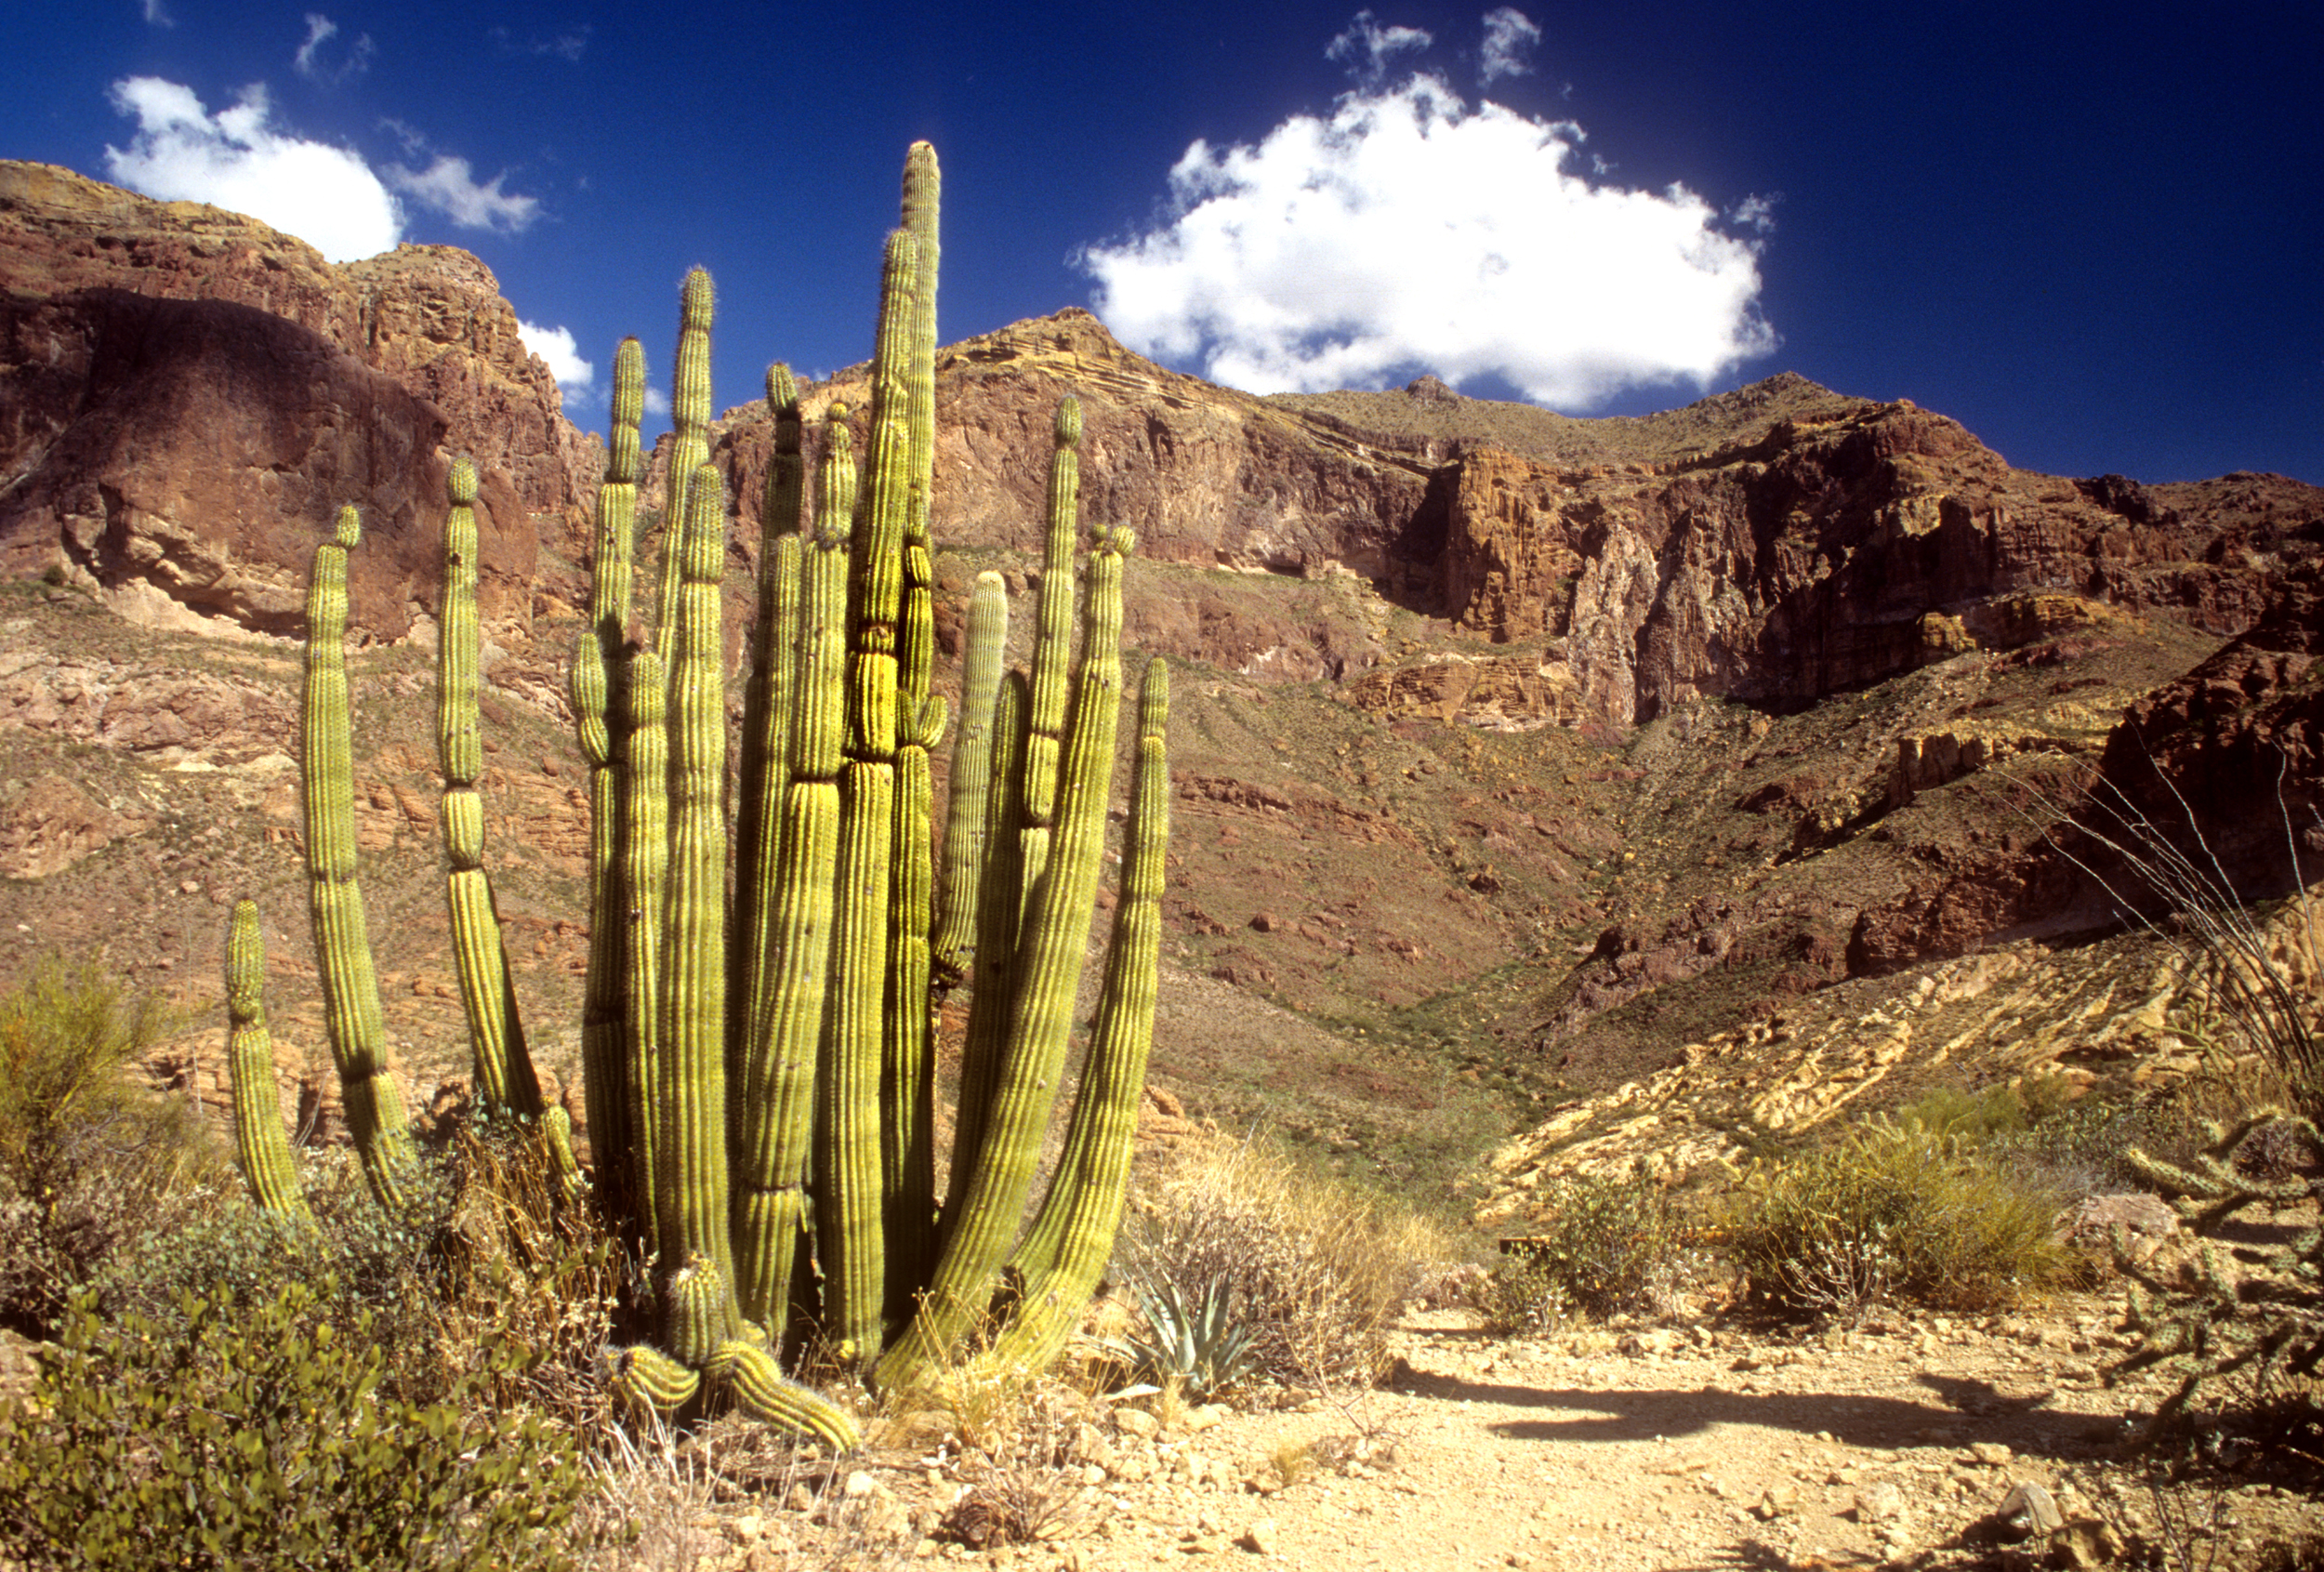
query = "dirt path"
(724, 1296, 2314, 1572)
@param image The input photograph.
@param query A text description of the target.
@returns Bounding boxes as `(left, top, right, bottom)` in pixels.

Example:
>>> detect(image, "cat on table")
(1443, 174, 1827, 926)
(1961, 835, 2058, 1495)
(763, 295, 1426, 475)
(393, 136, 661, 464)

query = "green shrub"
(0, 956, 213, 1333)
(1723, 1122, 2080, 1317)
(1120, 1134, 1452, 1391)
(0, 1278, 589, 1571)
(1474, 1163, 1694, 1334)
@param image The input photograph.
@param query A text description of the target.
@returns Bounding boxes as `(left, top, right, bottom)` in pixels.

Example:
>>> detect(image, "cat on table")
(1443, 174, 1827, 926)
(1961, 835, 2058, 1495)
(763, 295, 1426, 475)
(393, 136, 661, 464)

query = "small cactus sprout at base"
(226, 140, 1168, 1442)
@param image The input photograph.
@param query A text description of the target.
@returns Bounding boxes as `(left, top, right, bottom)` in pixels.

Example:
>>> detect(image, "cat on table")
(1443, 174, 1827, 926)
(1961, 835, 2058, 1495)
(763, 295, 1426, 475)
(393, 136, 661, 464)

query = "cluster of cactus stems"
(2109, 1110, 2324, 1435)
(226, 141, 1168, 1444)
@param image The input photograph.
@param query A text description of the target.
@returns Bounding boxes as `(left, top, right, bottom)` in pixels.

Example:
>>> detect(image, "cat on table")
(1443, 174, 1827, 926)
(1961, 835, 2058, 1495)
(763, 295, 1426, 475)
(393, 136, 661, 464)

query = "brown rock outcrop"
(0, 162, 590, 638)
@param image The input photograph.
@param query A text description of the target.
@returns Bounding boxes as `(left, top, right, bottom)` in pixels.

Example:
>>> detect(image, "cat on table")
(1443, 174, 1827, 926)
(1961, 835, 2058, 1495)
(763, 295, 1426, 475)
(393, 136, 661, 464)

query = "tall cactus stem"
(654, 269, 715, 659)
(1002, 660, 1170, 1355)
(656, 462, 738, 1330)
(931, 573, 1008, 983)
(1019, 398, 1084, 897)
(733, 364, 806, 1107)
(301, 505, 412, 1208)
(882, 696, 944, 1332)
(940, 672, 1029, 1231)
(624, 647, 670, 1272)
(438, 456, 541, 1118)
(818, 757, 893, 1359)
(577, 337, 644, 1226)
(225, 899, 310, 1219)
(882, 531, 1130, 1386)
(732, 433, 851, 1328)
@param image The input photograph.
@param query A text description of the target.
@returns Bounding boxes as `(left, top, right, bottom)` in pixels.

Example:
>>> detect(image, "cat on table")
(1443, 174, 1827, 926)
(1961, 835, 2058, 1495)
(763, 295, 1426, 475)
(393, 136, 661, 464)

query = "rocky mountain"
(1, 163, 2317, 1209)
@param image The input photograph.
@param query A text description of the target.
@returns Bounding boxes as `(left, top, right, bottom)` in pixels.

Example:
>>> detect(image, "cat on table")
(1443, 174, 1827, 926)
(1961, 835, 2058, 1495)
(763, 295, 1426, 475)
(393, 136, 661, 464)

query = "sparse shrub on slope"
(1474, 1162, 1697, 1334)
(1723, 1120, 2081, 1317)
(0, 955, 214, 1335)
(1120, 1134, 1451, 1391)
(0, 1279, 590, 1572)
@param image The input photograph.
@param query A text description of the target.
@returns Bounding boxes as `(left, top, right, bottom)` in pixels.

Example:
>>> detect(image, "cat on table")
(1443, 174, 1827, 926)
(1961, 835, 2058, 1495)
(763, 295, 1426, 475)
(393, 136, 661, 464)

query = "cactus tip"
(333, 505, 363, 549)
(681, 268, 715, 331)
(769, 363, 798, 411)
(1053, 396, 1082, 449)
(448, 458, 479, 507)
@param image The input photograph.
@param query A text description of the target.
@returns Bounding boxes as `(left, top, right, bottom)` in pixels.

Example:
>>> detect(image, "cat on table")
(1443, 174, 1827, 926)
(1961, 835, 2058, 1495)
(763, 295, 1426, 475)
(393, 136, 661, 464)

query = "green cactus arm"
(224, 899, 310, 1218)
(654, 269, 715, 661)
(1019, 398, 1085, 897)
(624, 647, 670, 1271)
(710, 1340, 861, 1449)
(940, 670, 1029, 1232)
(733, 364, 807, 1105)
(301, 506, 412, 1207)
(847, 231, 918, 767)
(881, 531, 1131, 1385)
(656, 462, 739, 1335)
(437, 457, 541, 1118)
(930, 571, 1008, 983)
(578, 336, 642, 1225)
(609, 1342, 701, 1416)
(732, 470, 851, 1328)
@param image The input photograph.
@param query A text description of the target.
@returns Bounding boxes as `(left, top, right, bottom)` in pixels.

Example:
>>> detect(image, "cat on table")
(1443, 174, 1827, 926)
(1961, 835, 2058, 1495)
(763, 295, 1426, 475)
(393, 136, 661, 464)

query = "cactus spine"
(438, 457, 543, 1119)
(229, 142, 1164, 1444)
(225, 900, 309, 1219)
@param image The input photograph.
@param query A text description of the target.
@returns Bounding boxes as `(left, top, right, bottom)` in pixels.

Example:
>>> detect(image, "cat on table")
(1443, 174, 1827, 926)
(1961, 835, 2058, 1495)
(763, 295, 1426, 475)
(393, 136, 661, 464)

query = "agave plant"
(1123, 1275, 1257, 1403)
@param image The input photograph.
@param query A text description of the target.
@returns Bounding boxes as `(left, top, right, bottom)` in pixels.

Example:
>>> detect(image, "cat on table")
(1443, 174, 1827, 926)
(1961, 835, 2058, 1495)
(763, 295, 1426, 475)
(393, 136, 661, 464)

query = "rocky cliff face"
(0, 162, 592, 639)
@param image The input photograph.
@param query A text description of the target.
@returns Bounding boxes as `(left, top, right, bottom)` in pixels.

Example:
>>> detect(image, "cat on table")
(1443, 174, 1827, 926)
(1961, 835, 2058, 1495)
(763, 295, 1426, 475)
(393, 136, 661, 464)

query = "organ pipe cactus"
(439, 457, 543, 1119)
(225, 900, 309, 1220)
(226, 140, 1168, 1443)
(299, 507, 413, 1209)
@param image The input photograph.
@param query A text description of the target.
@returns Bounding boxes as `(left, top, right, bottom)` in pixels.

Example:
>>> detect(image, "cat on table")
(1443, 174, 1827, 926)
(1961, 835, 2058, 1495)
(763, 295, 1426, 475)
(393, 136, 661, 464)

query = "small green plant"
(0, 955, 209, 1334)
(0, 1279, 591, 1571)
(1120, 1134, 1450, 1390)
(1723, 1121, 2080, 1316)
(1123, 1275, 1258, 1402)
(1477, 1162, 1691, 1333)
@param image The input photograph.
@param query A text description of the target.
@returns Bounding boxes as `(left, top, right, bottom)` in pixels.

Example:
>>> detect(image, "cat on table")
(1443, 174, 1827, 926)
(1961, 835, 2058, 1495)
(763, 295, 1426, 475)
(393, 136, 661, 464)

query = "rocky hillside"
(1, 164, 2318, 1214)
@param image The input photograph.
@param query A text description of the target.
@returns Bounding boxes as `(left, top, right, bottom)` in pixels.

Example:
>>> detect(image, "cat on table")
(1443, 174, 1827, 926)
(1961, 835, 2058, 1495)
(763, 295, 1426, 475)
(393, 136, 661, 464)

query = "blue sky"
(6, 3, 2319, 484)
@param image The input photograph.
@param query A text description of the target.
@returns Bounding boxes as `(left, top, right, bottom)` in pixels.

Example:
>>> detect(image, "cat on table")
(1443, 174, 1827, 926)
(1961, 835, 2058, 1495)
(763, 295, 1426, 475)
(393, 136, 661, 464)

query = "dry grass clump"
(1723, 1120, 2083, 1317)
(1118, 1132, 1456, 1391)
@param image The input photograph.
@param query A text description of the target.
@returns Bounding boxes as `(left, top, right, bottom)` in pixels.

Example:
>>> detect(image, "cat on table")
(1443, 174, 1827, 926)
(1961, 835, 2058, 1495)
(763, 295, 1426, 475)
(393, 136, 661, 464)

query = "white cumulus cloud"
(103, 77, 402, 261)
(1479, 7, 1541, 84)
(387, 155, 540, 233)
(1079, 65, 1776, 409)
(518, 320, 592, 390)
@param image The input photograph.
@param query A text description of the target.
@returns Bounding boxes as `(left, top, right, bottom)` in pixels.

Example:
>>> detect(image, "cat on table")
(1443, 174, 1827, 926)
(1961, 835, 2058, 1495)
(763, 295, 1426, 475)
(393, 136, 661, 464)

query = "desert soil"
(695, 1294, 2316, 1572)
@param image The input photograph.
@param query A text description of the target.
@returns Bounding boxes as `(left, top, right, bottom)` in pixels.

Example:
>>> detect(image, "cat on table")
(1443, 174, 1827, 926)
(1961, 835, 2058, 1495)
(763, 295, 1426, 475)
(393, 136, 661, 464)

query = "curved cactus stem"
(610, 1342, 701, 1416)
(733, 414, 854, 1332)
(542, 1103, 584, 1204)
(438, 456, 542, 1118)
(302, 506, 413, 1208)
(654, 270, 715, 662)
(880, 530, 1131, 1387)
(713, 1340, 862, 1448)
(997, 659, 1169, 1367)
(225, 899, 310, 1219)
(657, 462, 738, 1332)
(931, 572, 1008, 983)
(577, 337, 643, 1232)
